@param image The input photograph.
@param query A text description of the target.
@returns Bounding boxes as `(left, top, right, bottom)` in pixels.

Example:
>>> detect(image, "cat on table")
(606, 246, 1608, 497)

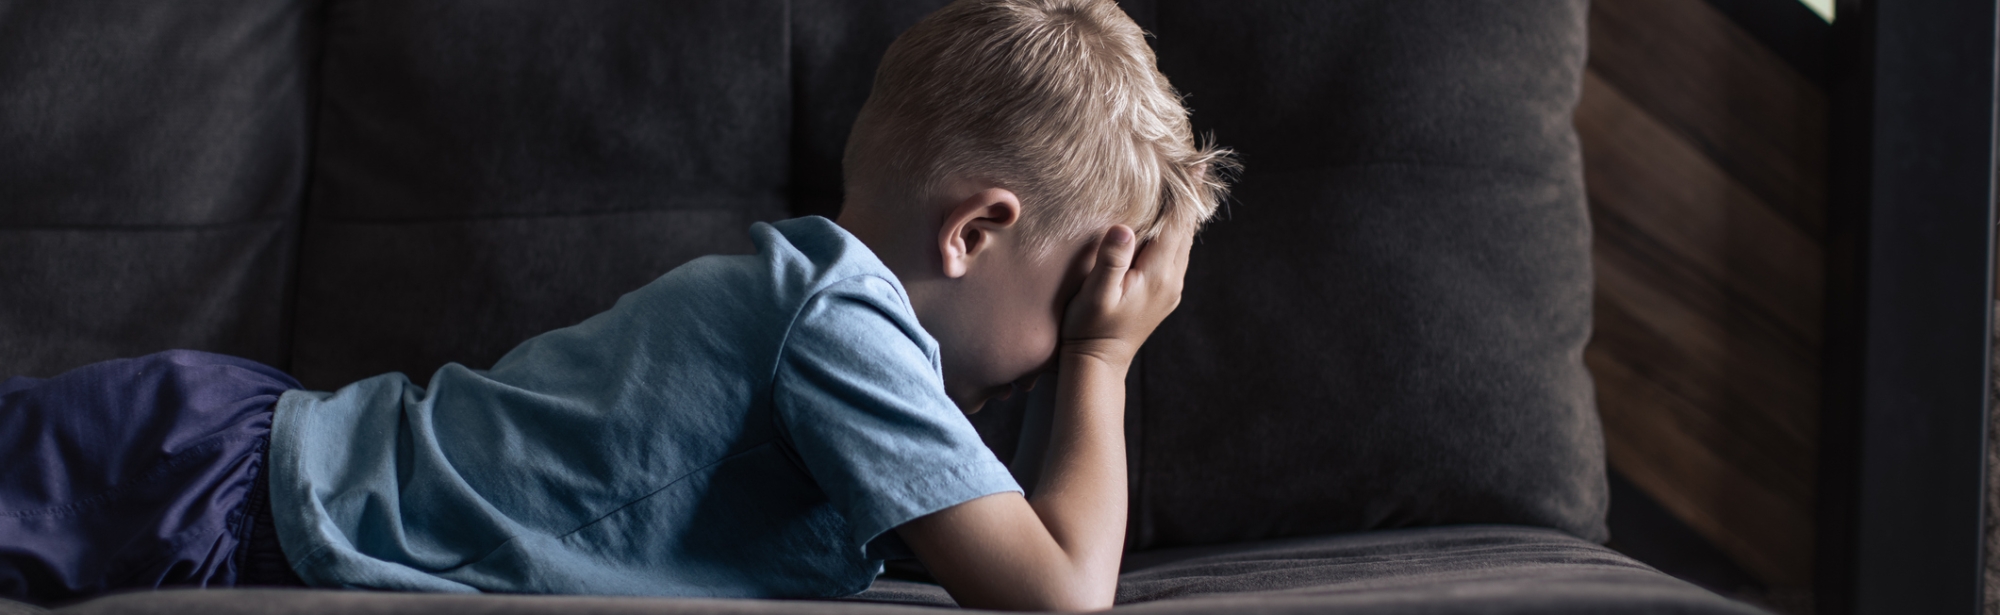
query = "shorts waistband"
(236, 441, 305, 588)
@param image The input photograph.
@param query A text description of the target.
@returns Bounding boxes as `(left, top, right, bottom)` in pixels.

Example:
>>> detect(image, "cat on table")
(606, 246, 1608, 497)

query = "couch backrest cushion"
(0, 1, 314, 377)
(288, 0, 795, 388)
(1125, 0, 1607, 546)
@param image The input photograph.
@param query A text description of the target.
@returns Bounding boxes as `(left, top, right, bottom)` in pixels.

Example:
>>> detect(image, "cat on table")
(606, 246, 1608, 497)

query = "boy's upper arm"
(770, 279, 1020, 557)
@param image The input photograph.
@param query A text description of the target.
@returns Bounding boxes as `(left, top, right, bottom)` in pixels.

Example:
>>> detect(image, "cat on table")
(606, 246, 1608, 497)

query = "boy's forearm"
(1027, 350, 1131, 602)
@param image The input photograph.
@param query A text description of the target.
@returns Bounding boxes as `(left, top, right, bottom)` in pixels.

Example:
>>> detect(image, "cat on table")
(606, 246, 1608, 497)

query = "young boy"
(0, 0, 1233, 610)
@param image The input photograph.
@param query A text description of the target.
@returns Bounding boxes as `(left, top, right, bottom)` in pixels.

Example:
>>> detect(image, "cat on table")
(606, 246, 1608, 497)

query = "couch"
(0, 1, 1769, 613)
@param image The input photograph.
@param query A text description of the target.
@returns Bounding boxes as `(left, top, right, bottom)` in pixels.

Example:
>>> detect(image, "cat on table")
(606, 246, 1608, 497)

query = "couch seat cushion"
(1110, 525, 1767, 614)
(39, 526, 1762, 615)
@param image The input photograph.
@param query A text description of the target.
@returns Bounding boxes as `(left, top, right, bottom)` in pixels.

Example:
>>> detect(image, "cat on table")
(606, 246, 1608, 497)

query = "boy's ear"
(937, 187, 1022, 279)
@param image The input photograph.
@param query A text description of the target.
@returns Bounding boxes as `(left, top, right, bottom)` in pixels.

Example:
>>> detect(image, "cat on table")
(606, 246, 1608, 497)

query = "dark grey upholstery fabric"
(42, 526, 1761, 615)
(0, 596, 42, 615)
(289, 1, 794, 388)
(1113, 526, 1756, 613)
(0, 1, 314, 376)
(1119, 0, 1609, 548)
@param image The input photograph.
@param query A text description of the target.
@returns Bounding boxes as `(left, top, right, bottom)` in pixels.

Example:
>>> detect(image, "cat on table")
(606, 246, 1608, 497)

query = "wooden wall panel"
(1580, 0, 1828, 594)
(1587, 0, 1828, 236)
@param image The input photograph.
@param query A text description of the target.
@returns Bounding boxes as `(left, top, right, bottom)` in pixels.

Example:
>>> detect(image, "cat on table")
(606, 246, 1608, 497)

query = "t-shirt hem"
(266, 388, 323, 586)
(270, 382, 479, 593)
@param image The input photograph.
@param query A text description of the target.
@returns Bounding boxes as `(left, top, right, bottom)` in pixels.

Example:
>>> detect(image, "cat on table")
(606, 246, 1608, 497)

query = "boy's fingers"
(1136, 219, 1196, 278)
(1086, 225, 1137, 300)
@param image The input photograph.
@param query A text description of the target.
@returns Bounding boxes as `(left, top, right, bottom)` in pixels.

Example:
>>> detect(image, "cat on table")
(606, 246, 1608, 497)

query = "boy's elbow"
(966, 568, 1114, 612)
(1023, 573, 1117, 612)
(1051, 552, 1121, 611)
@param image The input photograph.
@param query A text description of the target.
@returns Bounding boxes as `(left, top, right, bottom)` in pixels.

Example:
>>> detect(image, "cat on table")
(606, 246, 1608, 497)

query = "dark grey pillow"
(1122, 0, 1607, 547)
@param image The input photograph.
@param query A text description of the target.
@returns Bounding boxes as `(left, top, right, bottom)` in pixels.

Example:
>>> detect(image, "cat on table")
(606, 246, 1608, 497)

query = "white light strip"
(1799, 0, 1834, 23)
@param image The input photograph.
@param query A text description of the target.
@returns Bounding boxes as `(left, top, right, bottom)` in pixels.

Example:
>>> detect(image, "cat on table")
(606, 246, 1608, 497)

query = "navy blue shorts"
(0, 350, 305, 605)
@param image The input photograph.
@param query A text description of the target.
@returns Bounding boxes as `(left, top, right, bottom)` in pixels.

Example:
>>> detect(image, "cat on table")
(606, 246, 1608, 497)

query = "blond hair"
(842, 0, 1237, 258)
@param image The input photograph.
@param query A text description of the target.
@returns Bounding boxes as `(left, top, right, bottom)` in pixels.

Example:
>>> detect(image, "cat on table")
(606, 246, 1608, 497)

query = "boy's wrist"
(1058, 340, 1135, 374)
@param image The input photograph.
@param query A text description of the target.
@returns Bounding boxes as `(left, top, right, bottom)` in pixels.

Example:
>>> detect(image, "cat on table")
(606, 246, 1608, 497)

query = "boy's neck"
(834, 203, 937, 305)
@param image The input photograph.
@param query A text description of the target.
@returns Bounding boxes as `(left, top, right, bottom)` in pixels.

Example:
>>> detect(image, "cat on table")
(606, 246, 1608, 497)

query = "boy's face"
(930, 230, 1099, 414)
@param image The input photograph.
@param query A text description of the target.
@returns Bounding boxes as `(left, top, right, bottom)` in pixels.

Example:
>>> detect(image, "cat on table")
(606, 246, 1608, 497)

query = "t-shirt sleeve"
(771, 276, 1022, 559)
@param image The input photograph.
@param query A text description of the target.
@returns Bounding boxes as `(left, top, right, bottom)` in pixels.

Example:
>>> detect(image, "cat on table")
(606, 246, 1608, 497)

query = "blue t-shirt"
(267, 216, 1021, 597)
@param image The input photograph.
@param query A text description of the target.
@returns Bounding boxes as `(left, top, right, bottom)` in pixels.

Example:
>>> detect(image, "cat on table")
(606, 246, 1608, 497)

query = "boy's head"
(837, 0, 1234, 411)
(841, 0, 1234, 258)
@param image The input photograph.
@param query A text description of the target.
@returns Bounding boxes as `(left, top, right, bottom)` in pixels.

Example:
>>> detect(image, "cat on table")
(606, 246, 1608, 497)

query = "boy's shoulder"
(755, 216, 901, 297)
(749, 216, 935, 363)
(599, 215, 927, 371)
(623, 216, 901, 312)
(691, 215, 915, 330)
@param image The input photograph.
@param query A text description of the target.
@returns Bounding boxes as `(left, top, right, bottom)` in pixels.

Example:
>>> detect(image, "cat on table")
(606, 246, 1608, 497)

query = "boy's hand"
(1060, 222, 1195, 368)
(898, 223, 1193, 611)
(900, 222, 1192, 612)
